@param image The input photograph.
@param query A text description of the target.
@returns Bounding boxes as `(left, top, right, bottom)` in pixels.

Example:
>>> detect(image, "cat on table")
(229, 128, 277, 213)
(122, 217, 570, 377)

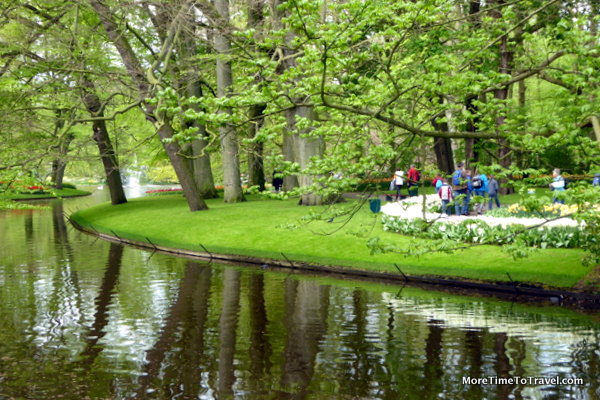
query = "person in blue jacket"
(471, 169, 488, 214)
(549, 168, 566, 204)
(453, 162, 470, 216)
(487, 175, 501, 209)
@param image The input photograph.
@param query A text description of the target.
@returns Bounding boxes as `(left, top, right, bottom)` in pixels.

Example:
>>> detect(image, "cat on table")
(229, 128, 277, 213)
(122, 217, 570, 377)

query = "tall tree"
(214, 0, 244, 203)
(148, 4, 219, 199)
(89, 0, 208, 211)
(80, 76, 128, 205)
(246, 0, 267, 191)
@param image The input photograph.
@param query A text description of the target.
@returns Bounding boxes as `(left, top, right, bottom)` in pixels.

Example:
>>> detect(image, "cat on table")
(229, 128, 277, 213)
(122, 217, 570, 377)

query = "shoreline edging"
(68, 216, 600, 309)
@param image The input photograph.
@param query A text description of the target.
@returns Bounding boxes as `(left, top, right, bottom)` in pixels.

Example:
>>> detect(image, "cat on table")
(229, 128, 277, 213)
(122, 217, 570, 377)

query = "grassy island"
(0, 188, 91, 210)
(3, 187, 91, 200)
(71, 195, 597, 291)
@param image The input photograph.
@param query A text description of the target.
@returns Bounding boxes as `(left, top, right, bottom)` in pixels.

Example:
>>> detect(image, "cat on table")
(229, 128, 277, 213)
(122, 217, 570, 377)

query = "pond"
(0, 188, 599, 399)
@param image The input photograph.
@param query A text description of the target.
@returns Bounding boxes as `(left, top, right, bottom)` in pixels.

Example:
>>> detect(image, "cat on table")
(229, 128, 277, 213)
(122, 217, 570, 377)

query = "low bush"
(382, 215, 590, 249)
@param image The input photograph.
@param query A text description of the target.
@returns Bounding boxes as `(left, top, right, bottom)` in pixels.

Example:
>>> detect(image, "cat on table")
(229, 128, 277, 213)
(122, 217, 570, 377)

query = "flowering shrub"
(382, 215, 590, 249)
(145, 188, 183, 196)
(0, 179, 48, 194)
(486, 202, 592, 219)
(25, 186, 47, 194)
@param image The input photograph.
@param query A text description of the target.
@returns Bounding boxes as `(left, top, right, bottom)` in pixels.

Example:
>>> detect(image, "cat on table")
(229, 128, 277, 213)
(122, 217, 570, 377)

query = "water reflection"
(79, 243, 123, 365)
(24, 209, 34, 242)
(137, 262, 213, 399)
(0, 192, 599, 399)
(281, 280, 329, 398)
(247, 273, 272, 383)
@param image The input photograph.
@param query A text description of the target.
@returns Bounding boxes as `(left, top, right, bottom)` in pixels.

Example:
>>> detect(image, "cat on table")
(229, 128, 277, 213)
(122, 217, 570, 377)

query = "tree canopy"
(1, 0, 598, 205)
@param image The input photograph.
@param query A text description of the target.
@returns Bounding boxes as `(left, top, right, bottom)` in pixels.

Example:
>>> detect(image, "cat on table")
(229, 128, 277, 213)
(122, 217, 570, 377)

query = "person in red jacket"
(407, 165, 421, 196)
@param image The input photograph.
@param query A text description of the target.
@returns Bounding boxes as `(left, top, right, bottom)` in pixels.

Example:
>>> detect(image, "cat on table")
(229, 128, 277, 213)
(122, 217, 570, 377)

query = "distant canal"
(0, 188, 599, 399)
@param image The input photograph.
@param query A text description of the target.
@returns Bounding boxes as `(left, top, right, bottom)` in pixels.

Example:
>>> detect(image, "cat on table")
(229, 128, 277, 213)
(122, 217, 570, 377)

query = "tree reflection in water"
(0, 196, 599, 399)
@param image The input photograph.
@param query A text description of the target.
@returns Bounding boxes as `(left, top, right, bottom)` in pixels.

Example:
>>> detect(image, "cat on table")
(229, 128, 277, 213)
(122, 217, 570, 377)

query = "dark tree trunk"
(495, 37, 514, 194)
(80, 243, 123, 363)
(50, 158, 67, 189)
(494, 333, 514, 399)
(246, 1, 267, 191)
(464, 2, 481, 169)
(92, 124, 127, 205)
(423, 320, 444, 397)
(247, 102, 266, 191)
(491, 0, 514, 194)
(50, 109, 72, 190)
(80, 77, 127, 205)
(431, 113, 455, 175)
(50, 133, 73, 190)
(464, 97, 481, 167)
(248, 274, 271, 379)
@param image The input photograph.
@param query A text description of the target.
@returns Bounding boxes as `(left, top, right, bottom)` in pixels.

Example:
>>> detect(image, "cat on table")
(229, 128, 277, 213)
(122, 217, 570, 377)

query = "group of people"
(390, 163, 499, 216)
(391, 165, 421, 201)
(433, 162, 500, 216)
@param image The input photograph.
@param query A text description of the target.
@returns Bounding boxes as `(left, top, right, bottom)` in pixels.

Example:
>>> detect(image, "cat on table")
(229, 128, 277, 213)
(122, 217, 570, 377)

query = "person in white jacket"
(393, 170, 405, 201)
(549, 168, 565, 204)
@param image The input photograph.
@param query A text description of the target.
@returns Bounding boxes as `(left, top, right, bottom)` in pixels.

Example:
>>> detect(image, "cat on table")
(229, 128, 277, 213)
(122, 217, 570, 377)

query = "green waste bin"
(369, 198, 381, 213)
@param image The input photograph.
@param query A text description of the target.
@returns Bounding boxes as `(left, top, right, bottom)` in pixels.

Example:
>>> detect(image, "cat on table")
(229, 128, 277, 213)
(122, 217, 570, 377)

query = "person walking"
(549, 168, 566, 204)
(472, 169, 488, 214)
(453, 163, 470, 215)
(437, 178, 453, 216)
(393, 169, 405, 201)
(407, 164, 421, 197)
(487, 174, 500, 209)
(272, 171, 283, 192)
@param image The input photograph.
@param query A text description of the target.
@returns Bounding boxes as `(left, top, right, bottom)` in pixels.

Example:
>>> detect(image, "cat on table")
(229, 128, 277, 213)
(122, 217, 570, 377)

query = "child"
(438, 178, 453, 216)
(432, 173, 443, 190)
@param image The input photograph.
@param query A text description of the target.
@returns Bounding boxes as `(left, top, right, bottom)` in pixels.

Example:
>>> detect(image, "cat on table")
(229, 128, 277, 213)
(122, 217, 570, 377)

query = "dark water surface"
(0, 188, 599, 399)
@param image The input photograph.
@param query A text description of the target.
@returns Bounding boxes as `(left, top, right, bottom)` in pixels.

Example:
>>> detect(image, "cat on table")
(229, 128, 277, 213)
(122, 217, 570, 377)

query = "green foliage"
(0, 199, 49, 210)
(146, 162, 179, 184)
(382, 215, 592, 252)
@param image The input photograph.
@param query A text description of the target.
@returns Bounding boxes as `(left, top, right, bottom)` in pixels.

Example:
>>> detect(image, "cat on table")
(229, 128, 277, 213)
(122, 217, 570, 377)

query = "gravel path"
(381, 194, 580, 227)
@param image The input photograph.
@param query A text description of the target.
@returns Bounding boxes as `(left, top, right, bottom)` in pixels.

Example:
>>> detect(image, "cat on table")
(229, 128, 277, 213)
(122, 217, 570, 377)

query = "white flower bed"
(381, 194, 580, 228)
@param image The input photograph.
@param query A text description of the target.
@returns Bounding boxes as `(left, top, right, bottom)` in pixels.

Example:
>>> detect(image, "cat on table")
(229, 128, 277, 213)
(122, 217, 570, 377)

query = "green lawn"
(71, 194, 594, 289)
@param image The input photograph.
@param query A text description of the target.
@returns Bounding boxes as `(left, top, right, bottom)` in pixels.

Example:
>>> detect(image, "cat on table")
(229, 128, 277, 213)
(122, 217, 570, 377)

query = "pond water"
(0, 188, 599, 399)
